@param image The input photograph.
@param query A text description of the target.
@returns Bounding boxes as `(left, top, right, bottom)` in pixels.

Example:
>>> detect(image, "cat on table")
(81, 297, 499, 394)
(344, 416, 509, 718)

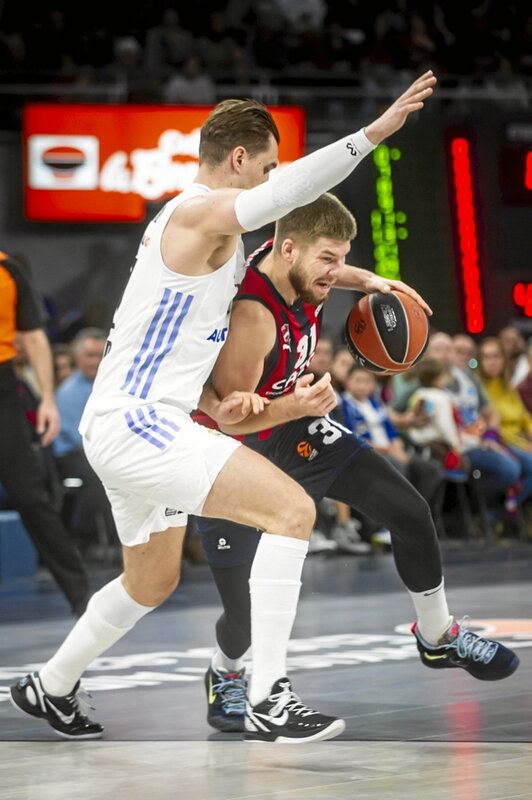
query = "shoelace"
(65, 687, 95, 720)
(451, 617, 498, 664)
(213, 675, 246, 714)
(269, 687, 318, 718)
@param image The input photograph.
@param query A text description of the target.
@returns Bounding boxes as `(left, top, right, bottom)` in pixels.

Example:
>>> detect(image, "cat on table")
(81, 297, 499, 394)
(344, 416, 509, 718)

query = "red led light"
(525, 151, 532, 191)
(450, 138, 485, 334)
(513, 282, 532, 317)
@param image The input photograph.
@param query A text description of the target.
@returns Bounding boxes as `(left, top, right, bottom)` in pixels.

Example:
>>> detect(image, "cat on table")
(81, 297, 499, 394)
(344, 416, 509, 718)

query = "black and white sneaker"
(10, 672, 103, 739)
(245, 678, 345, 743)
(412, 617, 520, 681)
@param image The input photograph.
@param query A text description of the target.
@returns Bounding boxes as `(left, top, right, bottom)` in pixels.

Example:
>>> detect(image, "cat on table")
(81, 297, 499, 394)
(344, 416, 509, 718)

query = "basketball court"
(1, 544, 531, 799)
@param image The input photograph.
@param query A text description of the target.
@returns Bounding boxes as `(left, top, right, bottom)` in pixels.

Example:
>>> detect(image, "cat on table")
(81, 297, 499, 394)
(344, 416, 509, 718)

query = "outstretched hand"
(365, 71, 437, 145)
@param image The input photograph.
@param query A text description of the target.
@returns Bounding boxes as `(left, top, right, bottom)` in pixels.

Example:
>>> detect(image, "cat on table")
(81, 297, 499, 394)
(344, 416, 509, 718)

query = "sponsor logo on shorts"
(217, 537, 231, 550)
(164, 508, 183, 517)
(297, 441, 318, 461)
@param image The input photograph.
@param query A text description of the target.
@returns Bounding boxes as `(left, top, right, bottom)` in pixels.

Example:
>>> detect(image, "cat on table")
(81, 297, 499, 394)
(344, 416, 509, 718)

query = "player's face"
(346, 368, 375, 400)
(289, 236, 351, 305)
(239, 134, 279, 189)
(77, 337, 105, 380)
(479, 343, 505, 378)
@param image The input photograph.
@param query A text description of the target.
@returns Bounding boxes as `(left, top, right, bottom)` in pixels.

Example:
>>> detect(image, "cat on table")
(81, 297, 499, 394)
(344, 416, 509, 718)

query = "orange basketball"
(344, 290, 429, 374)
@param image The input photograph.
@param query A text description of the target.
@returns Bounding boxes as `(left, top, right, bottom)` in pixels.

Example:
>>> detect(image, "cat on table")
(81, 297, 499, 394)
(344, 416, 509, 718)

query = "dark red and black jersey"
(193, 240, 322, 442)
(239, 239, 322, 399)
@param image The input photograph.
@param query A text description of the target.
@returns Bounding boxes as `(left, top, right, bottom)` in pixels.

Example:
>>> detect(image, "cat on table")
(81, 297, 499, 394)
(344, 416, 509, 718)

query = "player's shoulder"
(0, 252, 33, 292)
(232, 296, 274, 325)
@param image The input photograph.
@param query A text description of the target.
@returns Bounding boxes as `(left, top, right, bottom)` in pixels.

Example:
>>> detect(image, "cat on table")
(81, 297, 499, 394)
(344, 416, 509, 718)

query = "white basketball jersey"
(81, 183, 245, 425)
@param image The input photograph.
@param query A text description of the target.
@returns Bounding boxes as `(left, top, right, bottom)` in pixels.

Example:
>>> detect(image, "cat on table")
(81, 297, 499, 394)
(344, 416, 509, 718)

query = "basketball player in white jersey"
(11, 71, 438, 743)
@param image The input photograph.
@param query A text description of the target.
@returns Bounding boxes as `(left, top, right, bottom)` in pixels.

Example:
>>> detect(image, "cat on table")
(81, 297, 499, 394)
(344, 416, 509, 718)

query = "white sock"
(248, 534, 308, 706)
(39, 576, 155, 696)
(211, 648, 244, 673)
(408, 578, 452, 645)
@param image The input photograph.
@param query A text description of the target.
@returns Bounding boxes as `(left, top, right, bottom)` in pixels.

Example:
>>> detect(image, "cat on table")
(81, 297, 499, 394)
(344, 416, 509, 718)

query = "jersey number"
(307, 416, 348, 444)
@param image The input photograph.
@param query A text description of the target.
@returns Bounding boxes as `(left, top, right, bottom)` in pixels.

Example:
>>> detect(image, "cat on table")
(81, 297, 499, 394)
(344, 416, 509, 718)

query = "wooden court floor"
(1, 545, 531, 799)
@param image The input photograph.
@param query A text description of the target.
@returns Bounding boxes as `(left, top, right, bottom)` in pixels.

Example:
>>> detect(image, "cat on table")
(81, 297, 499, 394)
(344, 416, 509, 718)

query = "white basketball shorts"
(82, 403, 241, 547)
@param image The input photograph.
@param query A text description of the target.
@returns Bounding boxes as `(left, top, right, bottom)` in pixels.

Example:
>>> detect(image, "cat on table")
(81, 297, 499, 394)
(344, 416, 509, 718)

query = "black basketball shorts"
(196, 415, 369, 568)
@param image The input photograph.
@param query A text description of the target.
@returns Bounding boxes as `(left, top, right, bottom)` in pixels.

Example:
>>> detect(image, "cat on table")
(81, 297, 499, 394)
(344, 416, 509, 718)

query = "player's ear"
(231, 146, 246, 173)
(280, 238, 297, 262)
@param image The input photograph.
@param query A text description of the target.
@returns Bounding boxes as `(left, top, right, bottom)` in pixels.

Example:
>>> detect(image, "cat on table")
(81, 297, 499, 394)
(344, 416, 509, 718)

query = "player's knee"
(395, 492, 434, 542)
(125, 570, 180, 607)
(278, 489, 316, 539)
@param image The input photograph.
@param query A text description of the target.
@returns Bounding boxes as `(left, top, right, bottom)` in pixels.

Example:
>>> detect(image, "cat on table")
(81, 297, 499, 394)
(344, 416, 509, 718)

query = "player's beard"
(288, 264, 327, 306)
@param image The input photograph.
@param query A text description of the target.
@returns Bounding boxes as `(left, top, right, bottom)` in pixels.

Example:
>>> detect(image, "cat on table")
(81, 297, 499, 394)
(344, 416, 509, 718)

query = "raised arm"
(171, 71, 437, 241)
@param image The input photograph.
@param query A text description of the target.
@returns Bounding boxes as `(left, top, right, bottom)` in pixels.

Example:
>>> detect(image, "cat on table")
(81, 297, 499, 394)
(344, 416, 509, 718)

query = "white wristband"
(234, 128, 375, 231)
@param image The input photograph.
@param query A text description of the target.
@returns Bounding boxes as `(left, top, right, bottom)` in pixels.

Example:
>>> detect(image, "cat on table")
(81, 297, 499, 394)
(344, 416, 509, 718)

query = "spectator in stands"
(52, 343, 75, 388)
(197, 12, 246, 79)
(405, 358, 471, 472)
(53, 327, 117, 553)
(273, 0, 327, 34)
(477, 337, 532, 504)
(342, 364, 443, 510)
(162, 55, 216, 105)
(498, 325, 529, 386)
(330, 345, 355, 394)
(517, 339, 532, 413)
(98, 36, 151, 101)
(448, 332, 522, 503)
(308, 332, 335, 381)
(143, 8, 196, 78)
(0, 251, 89, 615)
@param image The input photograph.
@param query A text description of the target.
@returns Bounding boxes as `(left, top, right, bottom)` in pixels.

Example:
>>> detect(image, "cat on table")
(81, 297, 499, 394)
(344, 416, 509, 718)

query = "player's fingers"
(295, 373, 315, 390)
(306, 380, 333, 400)
(393, 282, 433, 315)
(251, 394, 265, 414)
(312, 371, 332, 388)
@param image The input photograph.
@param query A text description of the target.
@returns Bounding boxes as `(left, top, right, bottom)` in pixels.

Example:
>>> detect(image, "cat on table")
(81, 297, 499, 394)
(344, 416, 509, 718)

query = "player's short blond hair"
(199, 99, 280, 165)
(274, 193, 357, 251)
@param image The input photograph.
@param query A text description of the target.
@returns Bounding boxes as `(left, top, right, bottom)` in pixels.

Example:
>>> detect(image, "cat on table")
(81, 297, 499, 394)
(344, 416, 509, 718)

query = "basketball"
(344, 290, 429, 374)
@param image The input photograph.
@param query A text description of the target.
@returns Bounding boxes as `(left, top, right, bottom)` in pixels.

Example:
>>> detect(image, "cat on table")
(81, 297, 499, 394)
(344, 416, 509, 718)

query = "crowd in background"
(0, 0, 531, 108)
(304, 323, 532, 554)
(2, 298, 530, 567)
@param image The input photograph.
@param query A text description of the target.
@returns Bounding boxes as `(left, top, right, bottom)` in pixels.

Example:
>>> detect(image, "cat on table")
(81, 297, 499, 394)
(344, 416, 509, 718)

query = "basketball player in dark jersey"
(195, 194, 519, 733)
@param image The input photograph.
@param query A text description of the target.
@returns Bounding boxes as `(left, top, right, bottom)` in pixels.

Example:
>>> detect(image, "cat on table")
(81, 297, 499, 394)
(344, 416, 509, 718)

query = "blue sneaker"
(412, 617, 520, 681)
(205, 665, 246, 732)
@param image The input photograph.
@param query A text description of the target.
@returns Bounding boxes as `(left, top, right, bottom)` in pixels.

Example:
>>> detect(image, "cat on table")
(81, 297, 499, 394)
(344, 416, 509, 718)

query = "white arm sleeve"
(234, 128, 375, 232)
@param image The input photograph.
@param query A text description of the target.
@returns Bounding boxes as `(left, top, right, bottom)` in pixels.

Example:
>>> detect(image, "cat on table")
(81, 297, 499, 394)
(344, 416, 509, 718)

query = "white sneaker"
(308, 529, 338, 554)
(330, 520, 372, 554)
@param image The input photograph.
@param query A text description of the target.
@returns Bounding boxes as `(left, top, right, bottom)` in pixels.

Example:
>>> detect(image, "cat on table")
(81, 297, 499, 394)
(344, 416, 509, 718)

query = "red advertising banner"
(23, 105, 306, 222)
